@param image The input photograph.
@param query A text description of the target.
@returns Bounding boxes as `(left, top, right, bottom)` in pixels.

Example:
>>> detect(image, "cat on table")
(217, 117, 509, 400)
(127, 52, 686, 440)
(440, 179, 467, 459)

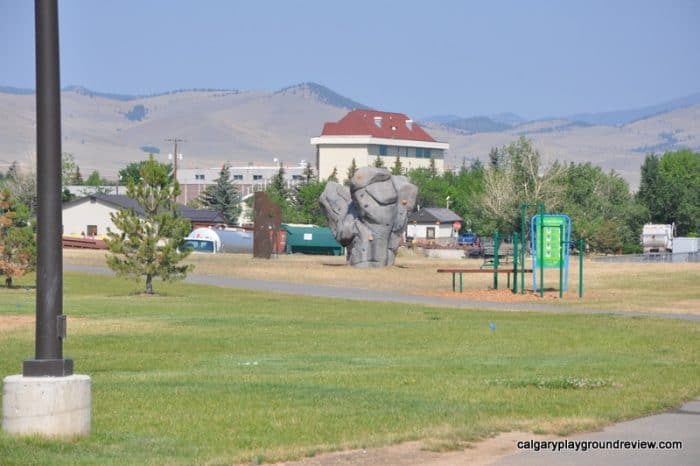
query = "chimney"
(373, 115, 383, 128)
(406, 119, 413, 130)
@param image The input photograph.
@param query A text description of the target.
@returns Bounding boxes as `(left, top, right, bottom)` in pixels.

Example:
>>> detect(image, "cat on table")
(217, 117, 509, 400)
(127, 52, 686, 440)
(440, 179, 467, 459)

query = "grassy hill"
(1, 84, 698, 188)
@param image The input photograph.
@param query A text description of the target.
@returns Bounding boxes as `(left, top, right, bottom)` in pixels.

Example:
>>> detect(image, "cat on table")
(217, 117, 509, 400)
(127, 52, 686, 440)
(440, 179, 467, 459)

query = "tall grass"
(1, 272, 698, 465)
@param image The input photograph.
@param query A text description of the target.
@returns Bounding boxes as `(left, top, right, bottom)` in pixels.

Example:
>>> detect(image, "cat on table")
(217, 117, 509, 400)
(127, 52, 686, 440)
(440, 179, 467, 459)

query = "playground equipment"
(531, 214, 572, 294)
(512, 204, 584, 298)
(437, 206, 584, 298)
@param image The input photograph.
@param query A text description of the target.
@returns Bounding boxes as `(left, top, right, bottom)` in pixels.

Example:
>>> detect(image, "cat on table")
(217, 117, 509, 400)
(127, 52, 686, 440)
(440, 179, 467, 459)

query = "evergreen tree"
(105, 156, 192, 295)
(428, 157, 437, 176)
(270, 165, 287, 197)
(265, 165, 288, 208)
(199, 163, 241, 225)
(391, 155, 403, 175)
(373, 156, 385, 168)
(0, 189, 36, 288)
(327, 167, 339, 182)
(345, 158, 358, 186)
(74, 166, 84, 185)
(488, 147, 501, 169)
(302, 161, 316, 183)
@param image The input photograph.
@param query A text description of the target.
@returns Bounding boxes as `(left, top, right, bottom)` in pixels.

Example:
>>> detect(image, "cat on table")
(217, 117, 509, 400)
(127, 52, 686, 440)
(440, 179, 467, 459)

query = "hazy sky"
(2, 0, 699, 119)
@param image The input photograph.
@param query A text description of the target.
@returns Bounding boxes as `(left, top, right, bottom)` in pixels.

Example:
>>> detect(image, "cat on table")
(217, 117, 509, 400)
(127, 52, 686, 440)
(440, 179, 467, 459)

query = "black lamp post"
(23, 0, 73, 377)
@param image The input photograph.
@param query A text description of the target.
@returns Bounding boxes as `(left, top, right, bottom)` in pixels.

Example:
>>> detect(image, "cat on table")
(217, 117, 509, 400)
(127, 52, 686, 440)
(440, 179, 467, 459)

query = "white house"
(406, 208, 462, 245)
(62, 194, 224, 238)
(310, 110, 449, 182)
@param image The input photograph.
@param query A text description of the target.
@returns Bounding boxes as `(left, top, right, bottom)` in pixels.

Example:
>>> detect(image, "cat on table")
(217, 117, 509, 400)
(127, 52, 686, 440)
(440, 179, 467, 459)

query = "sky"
(2, 0, 699, 120)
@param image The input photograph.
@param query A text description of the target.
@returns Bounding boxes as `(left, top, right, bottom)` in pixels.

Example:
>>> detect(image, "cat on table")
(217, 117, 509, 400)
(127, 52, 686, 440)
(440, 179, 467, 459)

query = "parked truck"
(641, 223, 674, 254)
(182, 227, 253, 253)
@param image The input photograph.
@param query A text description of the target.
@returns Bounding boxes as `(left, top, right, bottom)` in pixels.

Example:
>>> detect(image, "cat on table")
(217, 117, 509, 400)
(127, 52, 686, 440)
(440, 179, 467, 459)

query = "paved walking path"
(491, 398, 700, 466)
(65, 264, 700, 321)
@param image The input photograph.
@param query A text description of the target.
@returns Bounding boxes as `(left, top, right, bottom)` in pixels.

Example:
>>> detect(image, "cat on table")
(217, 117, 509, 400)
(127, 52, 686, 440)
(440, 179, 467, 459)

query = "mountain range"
(1, 82, 698, 189)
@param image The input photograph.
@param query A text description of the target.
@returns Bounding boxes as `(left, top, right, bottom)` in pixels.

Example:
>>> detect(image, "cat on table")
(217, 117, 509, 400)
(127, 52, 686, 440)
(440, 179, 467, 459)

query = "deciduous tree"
(637, 149, 700, 236)
(0, 189, 35, 287)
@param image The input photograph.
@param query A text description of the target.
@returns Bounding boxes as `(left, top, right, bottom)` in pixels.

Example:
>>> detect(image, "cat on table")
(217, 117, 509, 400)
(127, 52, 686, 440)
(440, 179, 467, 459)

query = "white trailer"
(183, 227, 253, 253)
(641, 223, 674, 253)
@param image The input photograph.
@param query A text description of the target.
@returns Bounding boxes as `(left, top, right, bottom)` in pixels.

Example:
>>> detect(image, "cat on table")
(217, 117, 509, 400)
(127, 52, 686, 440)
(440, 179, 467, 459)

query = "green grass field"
(1, 272, 699, 465)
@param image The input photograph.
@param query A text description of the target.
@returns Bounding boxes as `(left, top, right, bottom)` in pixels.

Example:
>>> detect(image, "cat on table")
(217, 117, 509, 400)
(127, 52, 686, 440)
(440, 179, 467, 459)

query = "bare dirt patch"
(64, 249, 700, 314)
(0, 315, 34, 332)
(265, 432, 554, 466)
(416, 288, 587, 304)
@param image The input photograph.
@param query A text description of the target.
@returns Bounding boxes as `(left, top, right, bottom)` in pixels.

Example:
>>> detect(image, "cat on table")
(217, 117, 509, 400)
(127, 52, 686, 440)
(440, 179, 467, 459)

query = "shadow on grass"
(1, 285, 36, 291)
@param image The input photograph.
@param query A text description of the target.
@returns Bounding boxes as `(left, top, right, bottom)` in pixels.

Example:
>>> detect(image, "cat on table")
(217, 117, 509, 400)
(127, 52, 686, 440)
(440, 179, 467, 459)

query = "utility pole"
(165, 137, 185, 182)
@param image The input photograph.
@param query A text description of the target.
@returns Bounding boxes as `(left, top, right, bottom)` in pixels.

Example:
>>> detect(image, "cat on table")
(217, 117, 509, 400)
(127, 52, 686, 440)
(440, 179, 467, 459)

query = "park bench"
(437, 268, 533, 292)
(480, 241, 515, 267)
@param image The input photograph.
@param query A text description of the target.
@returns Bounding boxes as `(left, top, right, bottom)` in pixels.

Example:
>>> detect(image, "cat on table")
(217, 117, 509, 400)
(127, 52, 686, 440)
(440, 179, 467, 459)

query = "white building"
(406, 208, 463, 245)
(62, 194, 224, 238)
(177, 163, 307, 204)
(310, 110, 449, 182)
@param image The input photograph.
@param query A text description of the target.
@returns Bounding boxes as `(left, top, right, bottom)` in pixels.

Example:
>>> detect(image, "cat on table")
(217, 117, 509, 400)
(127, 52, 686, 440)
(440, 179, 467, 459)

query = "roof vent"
(406, 119, 413, 130)
(373, 116, 383, 128)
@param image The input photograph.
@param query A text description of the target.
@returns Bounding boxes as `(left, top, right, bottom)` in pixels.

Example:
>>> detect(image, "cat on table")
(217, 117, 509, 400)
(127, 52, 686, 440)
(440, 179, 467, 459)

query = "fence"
(590, 252, 700, 264)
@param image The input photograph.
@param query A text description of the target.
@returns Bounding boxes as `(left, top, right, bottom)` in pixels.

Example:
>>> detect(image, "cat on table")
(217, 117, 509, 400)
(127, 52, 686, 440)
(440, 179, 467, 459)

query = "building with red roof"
(310, 110, 449, 181)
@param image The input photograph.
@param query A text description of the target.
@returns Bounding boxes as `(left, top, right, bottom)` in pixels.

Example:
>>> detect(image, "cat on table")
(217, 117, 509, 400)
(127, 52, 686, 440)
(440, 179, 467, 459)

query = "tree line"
(0, 140, 697, 289)
(256, 137, 699, 253)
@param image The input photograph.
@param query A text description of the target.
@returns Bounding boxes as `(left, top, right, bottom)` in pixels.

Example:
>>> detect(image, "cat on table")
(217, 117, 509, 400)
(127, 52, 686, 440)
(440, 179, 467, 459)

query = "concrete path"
(65, 264, 700, 321)
(491, 398, 700, 466)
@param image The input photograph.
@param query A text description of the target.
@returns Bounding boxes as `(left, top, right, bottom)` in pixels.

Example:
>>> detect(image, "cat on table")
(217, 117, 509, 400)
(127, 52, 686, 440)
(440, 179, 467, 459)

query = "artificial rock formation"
(320, 167, 418, 267)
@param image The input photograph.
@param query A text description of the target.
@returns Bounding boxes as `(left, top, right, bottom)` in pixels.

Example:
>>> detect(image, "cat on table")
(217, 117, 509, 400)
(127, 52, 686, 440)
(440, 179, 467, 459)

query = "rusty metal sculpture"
(320, 167, 417, 267)
(253, 191, 282, 259)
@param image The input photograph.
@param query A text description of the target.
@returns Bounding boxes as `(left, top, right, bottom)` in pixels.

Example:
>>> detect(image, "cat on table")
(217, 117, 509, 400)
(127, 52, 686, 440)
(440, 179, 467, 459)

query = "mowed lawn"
(0, 272, 699, 465)
(63, 249, 700, 314)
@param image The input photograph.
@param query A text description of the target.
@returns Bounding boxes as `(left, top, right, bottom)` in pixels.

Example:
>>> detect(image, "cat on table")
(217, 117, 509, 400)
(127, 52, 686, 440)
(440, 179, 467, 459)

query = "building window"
(426, 227, 435, 239)
(195, 174, 205, 180)
(253, 175, 263, 181)
(233, 174, 243, 181)
(379, 145, 388, 156)
(87, 225, 97, 236)
(292, 175, 303, 181)
(415, 148, 432, 159)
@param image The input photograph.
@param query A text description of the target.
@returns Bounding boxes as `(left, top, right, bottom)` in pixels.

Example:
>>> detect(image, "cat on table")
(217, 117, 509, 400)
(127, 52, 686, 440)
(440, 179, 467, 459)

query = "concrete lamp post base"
(2, 374, 91, 439)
